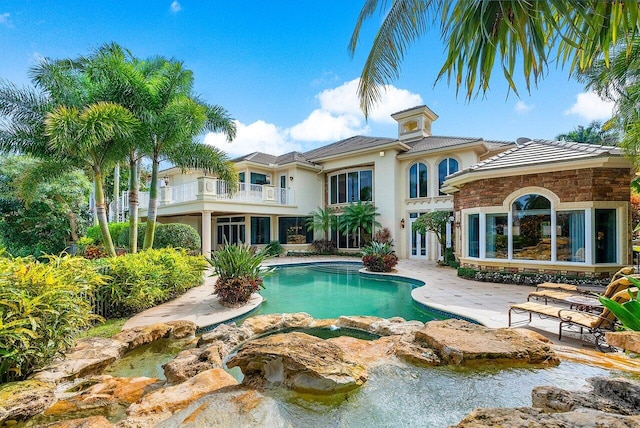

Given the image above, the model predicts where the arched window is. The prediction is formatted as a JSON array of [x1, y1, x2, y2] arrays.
[[512, 194, 551, 260], [438, 158, 459, 195], [409, 162, 428, 198]]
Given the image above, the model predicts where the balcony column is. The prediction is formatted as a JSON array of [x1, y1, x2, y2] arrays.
[[197, 176, 218, 200], [202, 210, 212, 258], [159, 184, 171, 206]]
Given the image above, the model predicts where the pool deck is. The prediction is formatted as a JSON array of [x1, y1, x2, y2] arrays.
[[123, 256, 591, 348]]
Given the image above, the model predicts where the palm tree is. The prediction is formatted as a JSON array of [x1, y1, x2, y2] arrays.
[[349, 1, 640, 116], [137, 59, 237, 250], [556, 121, 617, 145], [44, 103, 138, 257], [339, 201, 381, 247], [306, 206, 337, 241]]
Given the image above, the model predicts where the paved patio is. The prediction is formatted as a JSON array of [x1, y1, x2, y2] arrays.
[[123, 256, 599, 348]]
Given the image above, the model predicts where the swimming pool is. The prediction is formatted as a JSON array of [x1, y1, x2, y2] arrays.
[[255, 262, 446, 322]]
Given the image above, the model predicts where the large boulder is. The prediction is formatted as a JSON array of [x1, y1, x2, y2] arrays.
[[371, 317, 424, 337], [31, 337, 128, 384], [394, 340, 441, 367], [415, 319, 559, 366], [239, 312, 313, 335], [162, 344, 224, 384], [532, 377, 640, 415], [125, 368, 237, 418], [337, 315, 384, 332], [111, 323, 173, 351], [197, 323, 253, 357], [606, 331, 640, 354], [156, 387, 288, 427], [165, 320, 197, 339], [0, 379, 56, 423], [226, 332, 367, 394], [451, 407, 640, 427], [327, 336, 399, 368], [43, 376, 161, 417]]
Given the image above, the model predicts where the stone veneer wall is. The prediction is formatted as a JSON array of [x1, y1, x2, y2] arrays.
[[453, 167, 633, 277]]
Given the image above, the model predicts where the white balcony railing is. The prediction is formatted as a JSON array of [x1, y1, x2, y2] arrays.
[[120, 179, 294, 214]]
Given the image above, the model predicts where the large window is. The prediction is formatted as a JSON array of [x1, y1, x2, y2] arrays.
[[595, 209, 617, 263], [438, 158, 459, 195], [250, 216, 270, 245], [278, 217, 313, 244], [250, 172, 269, 185], [409, 162, 428, 198], [331, 216, 367, 249], [216, 216, 245, 245], [329, 170, 373, 204], [557, 211, 585, 262], [468, 214, 480, 257], [486, 214, 508, 259], [512, 194, 551, 260]]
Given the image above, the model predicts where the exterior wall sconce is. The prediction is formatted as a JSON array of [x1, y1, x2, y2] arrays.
[[400, 218, 405, 229], [162, 175, 170, 186], [289, 176, 294, 181]]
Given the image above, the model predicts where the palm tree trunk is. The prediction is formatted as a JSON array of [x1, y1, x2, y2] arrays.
[[143, 149, 159, 250], [52, 195, 79, 242], [94, 169, 116, 257], [128, 153, 140, 253]]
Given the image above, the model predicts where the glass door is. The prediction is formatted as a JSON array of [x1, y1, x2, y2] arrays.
[[409, 213, 427, 259]]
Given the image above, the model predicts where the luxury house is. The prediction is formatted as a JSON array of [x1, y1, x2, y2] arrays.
[[129, 105, 633, 277]]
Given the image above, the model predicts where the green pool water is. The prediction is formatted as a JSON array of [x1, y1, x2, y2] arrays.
[[256, 263, 445, 322]]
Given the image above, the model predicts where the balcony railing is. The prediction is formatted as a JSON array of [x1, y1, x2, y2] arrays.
[[115, 178, 294, 216]]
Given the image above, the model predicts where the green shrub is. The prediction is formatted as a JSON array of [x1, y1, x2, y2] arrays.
[[0, 254, 107, 382], [262, 240, 283, 257], [86, 222, 129, 246], [311, 239, 336, 255], [117, 223, 147, 249], [95, 248, 207, 316], [153, 223, 201, 251], [208, 244, 270, 306], [457, 267, 479, 279], [361, 241, 398, 272]]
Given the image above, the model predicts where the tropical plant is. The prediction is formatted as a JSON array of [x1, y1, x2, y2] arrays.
[[598, 276, 640, 331], [263, 240, 284, 257], [311, 239, 337, 255], [556, 121, 617, 145], [372, 227, 393, 244], [349, 1, 640, 115], [0, 254, 107, 382], [361, 241, 398, 272], [95, 248, 207, 316], [412, 211, 451, 262], [137, 58, 238, 250], [339, 201, 381, 247], [153, 223, 202, 251], [207, 243, 271, 306], [306, 206, 337, 241]]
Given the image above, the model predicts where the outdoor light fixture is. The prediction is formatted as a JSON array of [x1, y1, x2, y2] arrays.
[[400, 218, 405, 228], [290, 176, 294, 181], [163, 175, 169, 185]]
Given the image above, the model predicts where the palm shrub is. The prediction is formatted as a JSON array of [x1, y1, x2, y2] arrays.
[[208, 243, 270, 307], [263, 240, 284, 257], [361, 241, 398, 272], [599, 276, 640, 331], [0, 253, 106, 382]]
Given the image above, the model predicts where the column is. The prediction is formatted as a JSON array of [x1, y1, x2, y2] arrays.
[[202, 211, 212, 258]]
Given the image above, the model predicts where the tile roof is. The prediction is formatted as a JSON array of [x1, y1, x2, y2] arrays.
[[302, 135, 397, 161], [403, 135, 512, 154], [451, 139, 621, 176]]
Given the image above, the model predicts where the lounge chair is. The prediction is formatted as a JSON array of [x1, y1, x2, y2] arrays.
[[509, 288, 635, 351], [535, 266, 634, 292], [528, 269, 637, 305]]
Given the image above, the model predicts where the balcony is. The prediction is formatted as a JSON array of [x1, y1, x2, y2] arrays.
[[115, 178, 295, 217]]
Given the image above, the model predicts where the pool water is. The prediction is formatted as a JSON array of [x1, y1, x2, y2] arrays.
[[257, 263, 443, 322]]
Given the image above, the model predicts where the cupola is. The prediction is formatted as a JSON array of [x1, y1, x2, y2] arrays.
[[391, 105, 438, 142]]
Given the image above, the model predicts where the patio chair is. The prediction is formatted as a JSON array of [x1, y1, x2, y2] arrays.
[[528, 270, 637, 305], [535, 266, 634, 293], [509, 288, 635, 351]]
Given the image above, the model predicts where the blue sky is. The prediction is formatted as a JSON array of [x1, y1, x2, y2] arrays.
[[0, 1, 614, 157]]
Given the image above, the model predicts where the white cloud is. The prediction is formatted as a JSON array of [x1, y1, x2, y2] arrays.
[[564, 91, 615, 121], [204, 120, 301, 157], [514, 100, 533, 114], [290, 109, 369, 142], [169, 1, 182, 13], [0, 12, 13, 28]]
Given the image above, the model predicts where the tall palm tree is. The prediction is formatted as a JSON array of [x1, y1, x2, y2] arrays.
[[556, 121, 617, 145], [44, 103, 138, 256], [137, 59, 237, 250], [306, 206, 337, 241], [339, 201, 381, 247], [349, 0, 640, 116]]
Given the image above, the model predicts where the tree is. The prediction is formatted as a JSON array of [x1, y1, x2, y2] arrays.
[[137, 59, 237, 250], [556, 121, 617, 145], [349, 1, 640, 116], [306, 206, 337, 241], [339, 201, 381, 247], [0, 155, 91, 256], [412, 211, 450, 261]]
